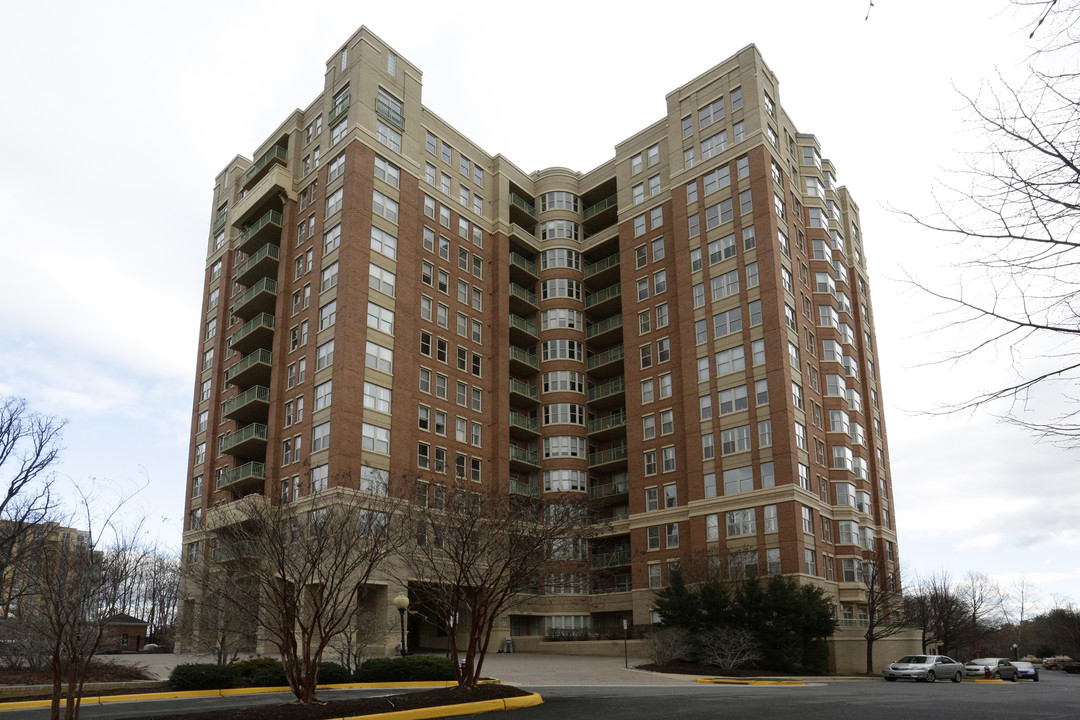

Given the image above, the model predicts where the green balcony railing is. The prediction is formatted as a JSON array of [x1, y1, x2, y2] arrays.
[[509, 283, 538, 307], [584, 253, 620, 278], [589, 445, 628, 467], [212, 209, 228, 232], [509, 314, 538, 338], [224, 349, 273, 384], [509, 252, 538, 277], [221, 385, 270, 418], [591, 549, 632, 568], [231, 277, 277, 315], [588, 409, 627, 434], [589, 477, 629, 500], [508, 346, 539, 370], [582, 193, 617, 220], [509, 478, 540, 498], [236, 209, 283, 249], [585, 283, 621, 309], [220, 423, 268, 455], [587, 344, 624, 371], [509, 378, 539, 400], [509, 410, 539, 433], [244, 145, 288, 187], [509, 446, 540, 466], [594, 579, 633, 594], [228, 313, 275, 350], [586, 314, 622, 340], [509, 192, 536, 218], [610, 506, 630, 521], [216, 461, 266, 491], [588, 377, 625, 403], [374, 97, 404, 130], [328, 94, 350, 124], [235, 243, 280, 282]]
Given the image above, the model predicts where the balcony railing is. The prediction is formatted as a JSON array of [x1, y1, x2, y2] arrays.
[[588, 409, 627, 434], [375, 97, 404, 130], [221, 385, 270, 419], [220, 423, 268, 455], [509, 314, 539, 338], [593, 579, 633, 594], [212, 209, 228, 232], [590, 477, 629, 500], [235, 243, 280, 285], [589, 445, 628, 467], [224, 349, 273, 385], [588, 377, 625, 403], [586, 314, 623, 340], [509, 283, 538, 307], [508, 346, 539, 370], [243, 145, 288, 188], [584, 253, 620, 278], [509, 378, 539, 401], [509, 192, 536, 218], [509, 478, 540, 498], [585, 283, 621, 309], [509, 446, 540, 466], [230, 277, 277, 317], [509, 410, 539, 433], [591, 549, 632, 568], [509, 252, 538, 277], [587, 344, 624, 371], [328, 94, 350, 124], [216, 461, 266, 491], [235, 209, 283, 253], [582, 194, 617, 220], [228, 313, 275, 351]]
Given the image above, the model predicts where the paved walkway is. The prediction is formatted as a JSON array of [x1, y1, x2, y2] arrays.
[[112, 651, 695, 687]]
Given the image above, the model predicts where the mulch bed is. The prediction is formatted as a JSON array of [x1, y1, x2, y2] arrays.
[[639, 661, 817, 677], [0, 659, 154, 686], [146, 684, 530, 720]]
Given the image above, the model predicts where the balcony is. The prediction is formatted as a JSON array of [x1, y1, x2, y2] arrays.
[[220, 423, 268, 459], [584, 253, 620, 285], [233, 164, 293, 225], [243, 145, 288, 191], [582, 193, 618, 221], [586, 344, 624, 377], [213, 541, 257, 563], [215, 461, 266, 492], [590, 477, 629, 501], [509, 192, 536, 219], [587, 376, 625, 408], [591, 548, 632, 569], [509, 478, 540, 498], [375, 97, 404, 130], [235, 243, 280, 287], [589, 444, 628, 470], [585, 314, 623, 346], [588, 408, 627, 439], [509, 410, 540, 439], [509, 378, 539, 406], [328, 94, 350, 124], [508, 283, 538, 314], [584, 283, 621, 315], [221, 386, 270, 424], [225, 349, 272, 388], [235, 209, 283, 255], [593, 577, 633, 594], [212, 209, 228, 232], [509, 223, 537, 245], [229, 313, 275, 354], [231, 278, 278, 320], [508, 346, 539, 376], [509, 445, 540, 470], [509, 252, 539, 282], [509, 314, 539, 344]]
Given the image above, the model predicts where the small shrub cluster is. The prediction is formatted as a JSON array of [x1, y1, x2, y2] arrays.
[[230, 656, 279, 678], [168, 663, 241, 690], [354, 656, 457, 682]]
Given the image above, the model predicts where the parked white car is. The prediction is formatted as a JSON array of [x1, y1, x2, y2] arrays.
[[964, 658, 1019, 680], [883, 655, 965, 683]]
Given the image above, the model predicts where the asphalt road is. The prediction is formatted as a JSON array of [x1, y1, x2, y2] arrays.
[[4, 670, 1079, 720]]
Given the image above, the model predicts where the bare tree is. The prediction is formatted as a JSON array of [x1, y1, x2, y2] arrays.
[[187, 486, 409, 703], [1000, 575, 1041, 655], [0, 397, 62, 613], [860, 559, 909, 674], [327, 603, 396, 677], [644, 626, 691, 666], [901, 1, 1080, 442], [696, 627, 760, 670], [397, 476, 599, 688]]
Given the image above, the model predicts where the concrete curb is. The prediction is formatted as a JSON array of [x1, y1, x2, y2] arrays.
[[696, 678, 807, 686], [336, 693, 544, 720]]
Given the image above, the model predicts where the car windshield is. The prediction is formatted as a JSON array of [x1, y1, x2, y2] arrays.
[[896, 656, 928, 664]]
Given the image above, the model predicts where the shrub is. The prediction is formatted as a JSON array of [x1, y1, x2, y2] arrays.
[[355, 655, 457, 682], [318, 661, 350, 684], [169, 663, 240, 690], [230, 656, 280, 678], [250, 662, 287, 688]]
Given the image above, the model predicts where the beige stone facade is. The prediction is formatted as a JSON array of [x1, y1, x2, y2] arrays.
[[178, 27, 911, 666]]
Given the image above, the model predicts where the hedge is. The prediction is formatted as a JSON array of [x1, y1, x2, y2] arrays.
[[168, 663, 241, 690]]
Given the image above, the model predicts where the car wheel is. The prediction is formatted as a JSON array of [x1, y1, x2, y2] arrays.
[[1034, 676, 1039, 682], [952, 671, 963, 683], [926, 670, 936, 683], [1010, 673, 1018, 682], [993, 671, 1001, 679], [885, 677, 897, 682]]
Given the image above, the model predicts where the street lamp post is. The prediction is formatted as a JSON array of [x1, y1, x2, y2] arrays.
[[394, 593, 410, 657], [1012, 643, 1018, 660]]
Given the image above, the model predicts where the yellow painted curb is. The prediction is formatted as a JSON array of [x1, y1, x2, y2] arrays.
[[697, 678, 807, 686], [0, 681, 462, 711], [338, 692, 544, 720]]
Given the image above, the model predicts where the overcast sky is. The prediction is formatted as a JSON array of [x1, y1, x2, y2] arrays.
[[1, 0, 1077, 611]]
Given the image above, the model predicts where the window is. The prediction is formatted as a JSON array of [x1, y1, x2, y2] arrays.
[[802, 506, 814, 534], [363, 382, 391, 413], [374, 156, 400, 187], [330, 118, 348, 145], [703, 166, 731, 195], [727, 509, 756, 537], [314, 380, 332, 411], [711, 269, 739, 300], [644, 450, 657, 475], [718, 385, 748, 414], [326, 187, 343, 216], [319, 300, 337, 330], [320, 261, 339, 291], [662, 446, 676, 472], [367, 302, 394, 334], [713, 308, 742, 337], [362, 423, 390, 454], [372, 190, 399, 222], [312, 421, 330, 452], [376, 120, 401, 152], [666, 523, 680, 548], [721, 425, 751, 455], [734, 120, 746, 142], [698, 97, 725, 128], [653, 270, 667, 294], [758, 419, 773, 447]]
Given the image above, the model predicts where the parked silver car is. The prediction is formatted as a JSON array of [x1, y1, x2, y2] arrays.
[[883, 655, 965, 683], [964, 657, 1019, 680]]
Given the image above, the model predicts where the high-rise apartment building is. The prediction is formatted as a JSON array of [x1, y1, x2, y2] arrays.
[[180, 27, 901, 667]]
